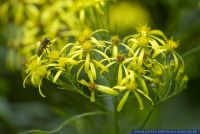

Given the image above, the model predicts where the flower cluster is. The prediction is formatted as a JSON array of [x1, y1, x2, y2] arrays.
[[23, 25, 187, 112]]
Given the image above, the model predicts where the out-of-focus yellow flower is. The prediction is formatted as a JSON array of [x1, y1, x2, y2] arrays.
[[109, 2, 151, 33], [166, 39, 179, 50]]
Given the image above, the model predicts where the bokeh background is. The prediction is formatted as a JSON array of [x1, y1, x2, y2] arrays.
[[0, 0, 200, 134]]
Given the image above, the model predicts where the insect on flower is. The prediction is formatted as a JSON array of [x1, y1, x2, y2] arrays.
[[37, 37, 51, 56]]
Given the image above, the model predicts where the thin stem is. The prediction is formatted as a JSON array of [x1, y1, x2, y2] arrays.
[[139, 91, 182, 129], [19, 111, 110, 134], [114, 97, 119, 134], [139, 106, 155, 129], [182, 46, 200, 58]]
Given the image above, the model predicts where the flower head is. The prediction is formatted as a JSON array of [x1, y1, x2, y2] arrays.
[[23, 57, 48, 97]]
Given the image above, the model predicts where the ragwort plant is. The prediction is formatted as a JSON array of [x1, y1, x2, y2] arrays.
[[23, 24, 187, 109], [1, 0, 187, 133], [22, 26, 187, 133]]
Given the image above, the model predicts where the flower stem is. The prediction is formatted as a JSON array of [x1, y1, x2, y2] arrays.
[[182, 46, 200, 58], [139, 106, 155, 129], [114, 97, 119, 134]]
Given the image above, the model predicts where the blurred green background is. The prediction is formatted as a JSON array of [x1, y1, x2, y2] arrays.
[[0, 0, 200, 134]]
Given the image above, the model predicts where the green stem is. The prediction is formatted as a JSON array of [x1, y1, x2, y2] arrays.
[[139, 92, 181, 129], [114, 97, 119, 134], [19, 111, 110, 134], [139, 106, 155, 129], [182, 46, 200, 58]]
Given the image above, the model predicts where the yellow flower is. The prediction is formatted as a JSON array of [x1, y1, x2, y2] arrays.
[[136, 24, 151, 37], [48, 50, 60, 60], [60, 31, 109, 83], [47, 57, 77, 83], [166, 39, 179, 51], [113, 71, 153, 112], [104, 54, 133, 86], [23, 57, 48, 97]]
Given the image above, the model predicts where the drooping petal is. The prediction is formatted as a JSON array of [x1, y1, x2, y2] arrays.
[[172, 52, 179, 71], [150, 30, 167, 40], [136, 89, 153, 105], [134, 91, 144, 110], [140, 77, 149, 95], [87, 70, 94, 83], [92, 29, 109, 35], [85, 53, 90, 72], [138, 48, 144, 67], [59, 43, 73, 54], [149, 35, 166, 46], [77, 64, 84, 81], [53, 70, 63, 83], [23, 73, 31, 88], [39, 79, 46, 97], [92, 49, 109, 60], [93, 60, 108, 72], [117, 91, 129, 112], [90, 62, 96, 80], [91, 37, 105, 48], [120, 43, 134, 55]]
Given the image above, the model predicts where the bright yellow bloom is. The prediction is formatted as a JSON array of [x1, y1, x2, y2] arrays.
[[114, 70, 153, 112], [23, 57, 48, 97]]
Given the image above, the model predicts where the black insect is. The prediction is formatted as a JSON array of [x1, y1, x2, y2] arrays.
[[37, 37, 51, 56]]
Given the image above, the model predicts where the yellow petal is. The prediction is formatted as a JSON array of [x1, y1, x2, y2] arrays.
[[92, 49, 109, 59], [113, 86, 126, 92], [134, 91, 143, 110], [90, 62, 96, 80], [79, 79, 89, 86], [120, 43, 134, 55], [85, 53, 90, 72], [39, 79, 46, 98], [53, 70, 62, 83], [117, 91, 129, 112], [95, 85, 118, 95], [91, 37, 105, 47], [136, 89, 153, 105], [149, 35, 166, 46], [138, 48, 144, 67], [93, 60, 108, 71], [77, 64, 84, 81], [23, 73, 31, 88], [143, 76, 154, 82], [150, 30, 167, 39], [88, 70, 94, 83], [173, 53, 179, 71], [140, 78, 149, 95], [59, 43, 73, 54], [79, 9, 85, 22]]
